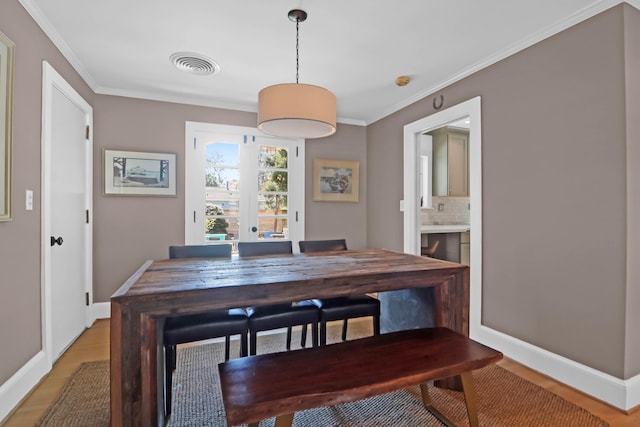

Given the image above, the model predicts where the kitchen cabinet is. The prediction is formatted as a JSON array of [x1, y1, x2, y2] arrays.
[[430, 127, 469, 197], [460, 231, 470, 265], [421, 227, 470, 265]]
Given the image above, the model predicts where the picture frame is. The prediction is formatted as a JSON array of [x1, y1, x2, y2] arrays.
[[313, 159, 359, 202], [104, 149, 177, 196], [0, 32, 14, 221]]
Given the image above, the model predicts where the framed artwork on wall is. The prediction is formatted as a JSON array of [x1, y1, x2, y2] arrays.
[[313, 159, 359, 202], [0, 32, 14, 221], [104, 149, 177, 196]]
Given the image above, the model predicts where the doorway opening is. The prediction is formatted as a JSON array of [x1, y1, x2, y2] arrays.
[[402, 96, 482, 338]]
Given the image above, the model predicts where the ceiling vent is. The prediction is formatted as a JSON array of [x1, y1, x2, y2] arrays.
[[170, 52, 220, 75]]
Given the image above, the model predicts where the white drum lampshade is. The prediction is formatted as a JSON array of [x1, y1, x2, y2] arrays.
[[258, 83, 336, 139]]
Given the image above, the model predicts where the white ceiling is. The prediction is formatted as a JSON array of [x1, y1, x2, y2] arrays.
[[20, 0, 626, 125]]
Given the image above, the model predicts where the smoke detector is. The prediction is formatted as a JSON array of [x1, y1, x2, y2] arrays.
[[395, 76, 411, 87], [170, 52, 220, 75]]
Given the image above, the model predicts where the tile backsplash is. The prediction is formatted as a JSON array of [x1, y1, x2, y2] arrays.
[[421, 196, 470, 225]]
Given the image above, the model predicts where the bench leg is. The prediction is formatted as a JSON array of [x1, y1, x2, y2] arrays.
[[460, 371, 479, 427], [420, 383, 456, 427], [275, 412, 294, 427], [247, 412, 294, 427], [419, 371, 479, 427]]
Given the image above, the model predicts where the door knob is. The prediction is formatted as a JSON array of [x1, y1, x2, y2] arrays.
[[50, 236, 63, 246], [251, 226, 258, 232]]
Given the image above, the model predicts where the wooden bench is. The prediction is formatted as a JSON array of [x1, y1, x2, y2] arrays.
[[218, 327, 502, 427]]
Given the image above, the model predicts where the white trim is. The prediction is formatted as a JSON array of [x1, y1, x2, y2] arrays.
[[403, 98, 482, 337], [184, 122, 305, 248], [18, 0, 97, 90], [367, 0, 623, 124], [94, 87, 367, 127], [401, 96, 640, 411], [90, 302, 111, 321], [20, 0, 627, 126], [475, 324, 640, 411], [0, 351, 48, 423], [0, 300, 108, 422]]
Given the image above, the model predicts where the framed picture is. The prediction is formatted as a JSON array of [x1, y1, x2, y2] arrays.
[[0, 32, 14, 221], [313, 159, 359, 202], [104, 149, 177, 196]]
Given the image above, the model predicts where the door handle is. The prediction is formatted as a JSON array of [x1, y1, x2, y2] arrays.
[[50, 236, 63, 246], [251, 226, 258, 232]]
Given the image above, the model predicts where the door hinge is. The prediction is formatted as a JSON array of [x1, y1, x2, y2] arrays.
[[193, 137, 197, 150], [296, 146, 299, 157], [85, 125, 90, 140], [86, 209, 90, 224], [193, 210, 196, 223], [296, 211, 299, 222], [85, 292, 90, 306]]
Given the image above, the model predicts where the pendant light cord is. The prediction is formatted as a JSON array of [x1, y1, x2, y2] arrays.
[[295, 19, 300, 84]]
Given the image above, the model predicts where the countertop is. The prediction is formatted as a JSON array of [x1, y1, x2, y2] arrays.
[[420, 224, 470, 233]]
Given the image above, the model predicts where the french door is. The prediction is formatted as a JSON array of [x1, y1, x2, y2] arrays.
[[185, 122, 305, 250]]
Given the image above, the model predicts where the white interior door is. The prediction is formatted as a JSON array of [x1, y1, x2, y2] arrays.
[[42, 62, 93, 363]]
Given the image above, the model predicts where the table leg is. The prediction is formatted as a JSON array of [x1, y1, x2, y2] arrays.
[[433, 268, 469, 391]]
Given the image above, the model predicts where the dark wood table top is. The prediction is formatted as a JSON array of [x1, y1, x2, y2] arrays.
[[109, 247, 470, 427], [111, 248, 466, 317]]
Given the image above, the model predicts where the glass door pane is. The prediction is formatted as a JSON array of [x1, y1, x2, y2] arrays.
[[256, 144, 289, 240], [205, 141, 240, 244], [185, 123, 304, 250]]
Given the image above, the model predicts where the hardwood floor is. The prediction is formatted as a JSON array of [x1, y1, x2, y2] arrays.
[[1, 319, 110, 427], [1, 318, 638, 426]]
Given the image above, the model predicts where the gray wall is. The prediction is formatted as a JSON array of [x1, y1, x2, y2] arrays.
[[623, 4, 640, 378], [0, 0, 367, 386], [0, 0, 95, 384], [92, 95, 367, 302], [368, 4, 636, 379], [1, 0, 638, 398]]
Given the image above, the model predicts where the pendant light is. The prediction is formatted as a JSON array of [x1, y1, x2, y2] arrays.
[[257, 9, 336, 139]]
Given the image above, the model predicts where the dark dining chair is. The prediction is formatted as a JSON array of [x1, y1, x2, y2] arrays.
[[163, 244, 248, 416], [420, 239, 440, 257], [238, 241, 320, 355], [298, 239, 381, 346]]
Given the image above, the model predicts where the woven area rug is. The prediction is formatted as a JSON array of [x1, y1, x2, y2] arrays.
[[38, 325, 609, 427]]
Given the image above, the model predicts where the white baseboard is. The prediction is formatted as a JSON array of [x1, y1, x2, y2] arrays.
[[0, 351, 48, 423], [90, 301, 111, 321], [1, 302, 112, 423], [474, 324, 640, 411]]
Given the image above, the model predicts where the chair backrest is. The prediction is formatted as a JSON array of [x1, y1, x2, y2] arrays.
[[169, 244, 232, 259], [237, 241, 293, 257], [299, 239, 348, 253]]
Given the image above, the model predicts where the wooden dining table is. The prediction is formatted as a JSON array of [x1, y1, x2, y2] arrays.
[[109, 248, 470, 427]]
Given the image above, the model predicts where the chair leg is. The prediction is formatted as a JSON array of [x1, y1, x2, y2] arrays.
[[286, 326, 293, 350], [300, 323, 308, 348], [224, 335, 231, 361], [164, 345, 173, 416], [240, 332, 248, 357], [249, 331, 258, 356], [318, 321, 325, 346], [341, 319, 349, 341], [168, 344, 177, 371], [312, 321, 320, 347], [373, 313, 381, 335]]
